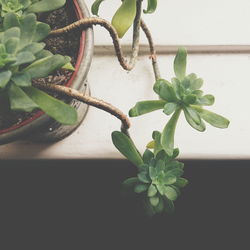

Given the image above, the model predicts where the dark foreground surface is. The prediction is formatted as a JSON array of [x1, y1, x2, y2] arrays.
[[0, 160, 249, 250]]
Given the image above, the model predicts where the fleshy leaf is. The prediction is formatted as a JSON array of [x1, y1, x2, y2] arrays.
[[111, 131, 143, 167], [129, 100, 166, 117], [174, 47, 187, 81], [193, 106, 230, 129], [149, 196, 159, 207], [163, 102, 177, 115], [27, 0, 66, 13], [24, 55, 70, 78], [8, 83, 38, 112], [134, 183, 148, 193], [23, 86, 77, 125], [161, 109, 181, 156], [0, 70, 12, 89], [111, 0, 137, 38], [91, 0, 105, 16], [143, 0, 157, 14], [148, 184, 157, 197]]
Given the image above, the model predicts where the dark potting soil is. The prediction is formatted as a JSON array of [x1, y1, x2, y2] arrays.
[[0, 1, 81, 130]]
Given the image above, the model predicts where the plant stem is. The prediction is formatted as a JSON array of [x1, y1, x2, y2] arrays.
[[140, 19, 161, 81], [50, 0, 142, 72], [32, 82, 131, 132]]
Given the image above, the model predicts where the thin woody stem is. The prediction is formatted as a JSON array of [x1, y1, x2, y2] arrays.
[[32, 82, 131, 132], [140, 19, 161, 81], [50, 1, 142, 71]]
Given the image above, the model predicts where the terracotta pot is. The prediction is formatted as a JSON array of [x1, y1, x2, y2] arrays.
[[0, 0, 94, 145]]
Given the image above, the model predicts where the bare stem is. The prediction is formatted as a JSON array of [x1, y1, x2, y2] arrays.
[[50, 1, 142, 71], [32, 82, 131, 132], [140, 19, 161, 81]]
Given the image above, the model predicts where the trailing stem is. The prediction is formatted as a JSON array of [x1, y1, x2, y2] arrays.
[[50, 0, 143, 71], [32, 82, 131, 133]]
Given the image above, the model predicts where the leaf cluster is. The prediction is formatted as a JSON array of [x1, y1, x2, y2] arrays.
[[129, 48, 230, 155], [0, 13, 77, 124], [91, 0, 157, 38], [112, 131, 188, 215], [0, 0, 66, 18]]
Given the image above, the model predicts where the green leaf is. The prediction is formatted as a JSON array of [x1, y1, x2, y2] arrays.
[[190, 78, 203, 90], [175, 178, 189, 188], [27, 0, 66, 13], [32, 22, 51, 42], [198, 94, 215, 106], [3, 13, 19, 30], [154, 196, 164, 213], [62, 62, 75, 71], [172, 148, 180, 159], [111, 131, 143, 167], [153, 79, 178, 102], [23, 86, 77, 125], [149, 166, 157, 180], [0, 70, 11, 89], [149, 196, 159, 207], [138, 172, 151, 183], [19, 14, 37, 49], [174, 47, 187, 81], [12, 51, 35, 66], [129, 100, 166, 117], [163, 175, 177, 185], [91, 0, 105, 15], [183, 107, 206, 132], [165, 186, 178, 201], [134, 183, 148, 193], [142, 149, 154, 164], [163, 102, 177, 115], [20, 42, 45, 55], [193, 106, 230, 129], [111, 0, 137, 38], [161, 109, 181, 156], [24, 55, 70, 78], [183, 94, 197, 105], [8, 83, 38, 112], [3, 27, 20, 43], [152, 131, 163, 156], [11, 72, 31, 87], [184, 106, 201, 125], [143, 0, 157, 14], [4, 37, 19, 54], [167, 168, 184, 178], [148, 184, 157, 197], [123, 177, 139, 188]]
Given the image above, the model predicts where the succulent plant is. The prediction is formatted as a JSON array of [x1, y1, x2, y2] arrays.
[[0, 0, 66, 18], [0, 13, 77, 125], [129, 48, 230, 156], [112, 130, 188, 215], [91, 0, 158, 38]]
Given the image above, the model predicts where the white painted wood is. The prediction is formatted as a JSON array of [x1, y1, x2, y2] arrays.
[[0, 53, 249, 159], [85, 0, 250, 45]]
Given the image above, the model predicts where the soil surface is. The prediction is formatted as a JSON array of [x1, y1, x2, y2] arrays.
[[0, 1, 81, 130]]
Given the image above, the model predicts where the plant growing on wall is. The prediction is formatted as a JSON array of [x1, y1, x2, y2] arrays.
[[0, 0, 229, 215]]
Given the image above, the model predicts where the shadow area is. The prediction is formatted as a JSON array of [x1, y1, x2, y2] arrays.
[[0, 160, 249, 250]]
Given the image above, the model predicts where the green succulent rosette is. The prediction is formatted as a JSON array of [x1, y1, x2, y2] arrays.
[[112, 131, 188, 215], [0, 13, 77, 125], [129, 48, 230, 156], [0, 0, 66, 18]]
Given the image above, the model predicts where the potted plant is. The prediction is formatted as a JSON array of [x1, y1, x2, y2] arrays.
[[0, 0, 229, 215], [0, 0, 93, 144]]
